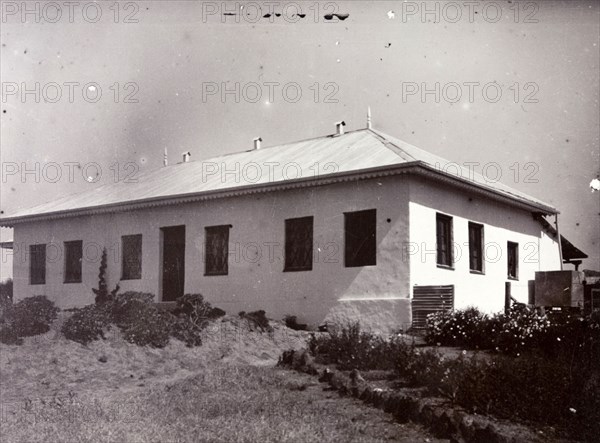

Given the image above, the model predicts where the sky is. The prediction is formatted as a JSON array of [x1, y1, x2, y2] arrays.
[[0, 0, 599, 280]]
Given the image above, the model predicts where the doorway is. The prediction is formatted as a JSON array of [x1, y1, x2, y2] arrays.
[[161, 225, 185, 302]]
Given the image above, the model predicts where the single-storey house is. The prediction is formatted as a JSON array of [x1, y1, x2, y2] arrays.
[[0, 118, 584, 332]]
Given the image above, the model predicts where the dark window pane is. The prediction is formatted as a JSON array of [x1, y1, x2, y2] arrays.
[[30, 244, 46, 285], [507, 242, 518, 279], [468, 223, 483, 272], [436, 214, 453, 267], [205, 225, 230, 276], [64, 240, 82, 283], [285, 216, 313, 271], [122, 234, 142, 280], [345, 209, 376, 267]]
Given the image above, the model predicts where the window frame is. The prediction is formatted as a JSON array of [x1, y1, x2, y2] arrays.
[[121, 234, 143, 280], [204, 225, 231, 276], [468, 222, 484, 274], [284, 216, 314, 272], [64, 240, 83, 284], [29, 243, 46, 285], [436, 213, 454, 269], [344, 209, 377, 268], [507, 241, 519, 280]]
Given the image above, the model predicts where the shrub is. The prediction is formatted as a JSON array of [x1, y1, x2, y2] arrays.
[[171, 316, 203, 347], [119, 303, 173, 348], [9, 295, 59, 337], [61, 304, 112, 345], [425, 307, 496, 349], [0, 326, 22, 345], [110, 292, 155, 328], [284, 315, 307, 331], [308, 322, 410, 371], [92, 248, 120, 305], [239, 310, 272, 332], [172, 293, 224, 328]]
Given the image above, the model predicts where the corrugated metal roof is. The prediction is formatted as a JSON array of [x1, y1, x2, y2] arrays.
[[0, 129, 556, 223]]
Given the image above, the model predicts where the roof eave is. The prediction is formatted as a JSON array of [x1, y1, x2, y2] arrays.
[[0, 162, 557, 227]]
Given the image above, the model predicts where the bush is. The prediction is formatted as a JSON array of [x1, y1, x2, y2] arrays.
[[425, 307, 497, 349], [0, 326, 23, 345], [9, 295, 59, 337], [172, 293, 224, 328], [61, 304, 112, 345], [119, 303, 173, 348], [239, 310, 272, 332], [284, 315, 307, 331], [110, 292, 155, 328], [171, 316, 203, 347], [308, 322, 410, 371]]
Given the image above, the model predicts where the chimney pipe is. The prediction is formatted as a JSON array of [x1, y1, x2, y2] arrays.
[[182, 151, 191, 163], [253, 137, 263, 150], [163, 147, 168, 166], [335, 121, 346, 136]]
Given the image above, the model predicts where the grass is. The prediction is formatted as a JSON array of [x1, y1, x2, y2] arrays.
[[0, 315, 441, 442], [1, 364, 444, 443]]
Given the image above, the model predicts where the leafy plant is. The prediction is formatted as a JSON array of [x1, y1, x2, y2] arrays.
[[92, 248, 120, 305], [9, 295, 59, 337], [61, 304, 112, 345], [239, 310, 272, 332], [172, 293, 224, 328], [284, 315, 307, 331]]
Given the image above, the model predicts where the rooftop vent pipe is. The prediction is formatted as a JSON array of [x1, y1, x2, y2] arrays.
[[182, 151, 191, 163], [335, 121, 346, 136], [253, 137, 263, 150]]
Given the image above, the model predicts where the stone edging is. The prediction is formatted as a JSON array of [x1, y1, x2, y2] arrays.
[[278, 349, 548, 443]]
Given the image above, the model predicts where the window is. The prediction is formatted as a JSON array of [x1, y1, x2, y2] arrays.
[[468, 222, 484, 272], [122, 234, 142, 280], [507, 241, 518, 279], [436, 213, 453, 267], [284, 216, 313, 272], [205, 225, 230, 276], [64, 240, 82, 283], [29, 244, 46, 285], [344, 209, 376, 267]]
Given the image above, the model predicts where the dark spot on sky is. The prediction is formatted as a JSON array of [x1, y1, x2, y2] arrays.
[[386, 218, 391, 223], [24, 49, 27, 54], [566, 139, 570, 142], [0, 211, 3, 214], [576, 222, 580, 226], [11, 188, 15, 191], [324, 13, 349, 21], [412, 131, 415, 134], [1, 44, 5, 47], [2, 110, 6, 114], [385, 43, 391, 48]]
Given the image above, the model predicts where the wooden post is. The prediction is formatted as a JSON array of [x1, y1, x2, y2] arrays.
[[505, 281, 511, 314]]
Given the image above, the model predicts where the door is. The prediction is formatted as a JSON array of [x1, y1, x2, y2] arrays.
[[161, 225, 185, 302]]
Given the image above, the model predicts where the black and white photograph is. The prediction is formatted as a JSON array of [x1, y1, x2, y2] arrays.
[[1, 1, 599, 441]]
